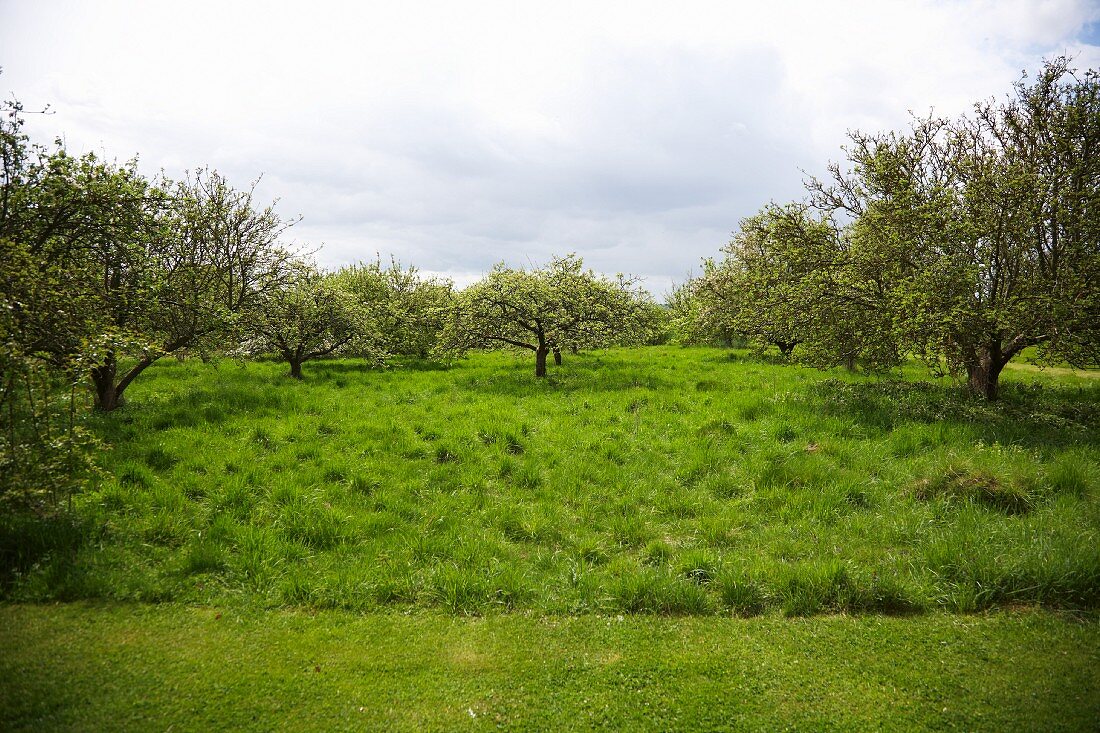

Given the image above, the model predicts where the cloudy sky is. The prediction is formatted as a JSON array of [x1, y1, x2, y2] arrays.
[[2, 1, 1099, 295]]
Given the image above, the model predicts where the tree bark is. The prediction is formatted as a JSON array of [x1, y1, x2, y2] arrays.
[[535, 346, 548, 377], [553, 347, 562, 366], [965, 344, 1006, 400], [91, 354, 120, 412], [91, 353, 158, 411], [289, 358, 304, 379]]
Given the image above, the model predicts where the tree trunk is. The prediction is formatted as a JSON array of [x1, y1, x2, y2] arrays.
[[965, 344, 1006, 401], [553, 347, 562, 365], [535, 347, 548, 377], [570, 345, 578, 355], [775, 341, 797, 357], [289, 358, 304, 379], [92, 353, 160, 411], [91, 355, 120, 412]]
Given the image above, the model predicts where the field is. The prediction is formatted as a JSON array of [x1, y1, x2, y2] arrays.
[[2, 346, 1099, 729]]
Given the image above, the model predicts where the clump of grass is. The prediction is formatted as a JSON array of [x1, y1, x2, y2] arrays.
[[914, 467, 1033, 515], [642, 540, 673, 566], [181, 538, 227, 575], [143, 510, 190, 547], [278, 500, 347, 550], [433, 445, 460, 464], [1045, 451, 1096, 497], [714, 568, 767, 615], [144, 446, 179, 472], [773, 560, 859, 616], [350, 474, 382, 495], [570, 535, 608, 565], [429, 564, 491, 614], [736, 402, 771, 422], [511, 462, 542, 490], [117, 463, 153, 488], [609, 567, 714, 614], [678, 548, 719, 585], [607, 514, 653, 549]]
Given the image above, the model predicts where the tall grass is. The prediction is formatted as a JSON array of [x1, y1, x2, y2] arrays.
[[3, 347, 1098, 615]]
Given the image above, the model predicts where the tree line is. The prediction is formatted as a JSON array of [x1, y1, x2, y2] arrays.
[[2, 58, 1098, 511], [0, 91, 659, 508]]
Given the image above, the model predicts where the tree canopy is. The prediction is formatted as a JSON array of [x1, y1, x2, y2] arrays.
[[1, 113, 301, 410], [693, 58, 1099, 397], [246, 264, 381, 379], [809, 58, 1100, 397], [444, 254, 655, 377]]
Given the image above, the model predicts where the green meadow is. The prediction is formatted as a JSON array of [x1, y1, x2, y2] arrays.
[[2, 346, 1099, 729], [4, 347, 1099, 614]]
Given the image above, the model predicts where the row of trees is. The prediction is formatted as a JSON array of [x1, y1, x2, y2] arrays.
[[245, 254, 659, 381], [3, 58, 1097, 509], [675, 58, 1099, 399], [1, 92, 658, 507]]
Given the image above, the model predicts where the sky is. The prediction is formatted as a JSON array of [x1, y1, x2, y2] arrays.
[[2, 0, 1099, 296]]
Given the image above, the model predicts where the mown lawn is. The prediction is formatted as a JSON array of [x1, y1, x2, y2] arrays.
[[3, 346, 1099, 615], [2, 603, 1098, 731]]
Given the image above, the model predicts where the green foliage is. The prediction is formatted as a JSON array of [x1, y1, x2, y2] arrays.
[[1, 89, 301, 410], [444, 254, 656, 376], [696, 59, 1099, 397], [808, 57, 1100, 397], [662, 277, 735, 346], [246, 264, 382, 379], [333, 257, 454, 359], [0, 230, 101, 511], [0, 343, 101, 512], [697, 203, 897, 367]]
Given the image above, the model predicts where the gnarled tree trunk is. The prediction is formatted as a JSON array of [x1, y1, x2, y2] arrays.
[[553, 347, 562, 365], [91, 356, 120, 412], [965, 346, 1006, 401], [535, 347, 548, 377], [775, 340, 798, 357], [91, 351, 157, 411], [963, 338, 1027, 401]]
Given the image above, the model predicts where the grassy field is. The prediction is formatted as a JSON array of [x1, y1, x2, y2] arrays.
[[2, 346, 1098, 615], [2, 346, 1099, 729]]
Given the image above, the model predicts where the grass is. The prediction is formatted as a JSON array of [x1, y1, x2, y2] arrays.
[[2, 346, 1098, 615], [2, 346, 1099, 729], [2, 603, 1098, 731]]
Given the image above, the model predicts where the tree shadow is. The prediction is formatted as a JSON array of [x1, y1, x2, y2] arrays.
[[455, 359, 677, 397], [805, 378, 1100, 450], [0, 511, 92, 594]]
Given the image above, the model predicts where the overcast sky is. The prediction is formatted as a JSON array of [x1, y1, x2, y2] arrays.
[[2, 1, 1099, 295]]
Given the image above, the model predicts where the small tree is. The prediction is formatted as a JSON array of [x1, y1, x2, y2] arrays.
[[445, 254, 653, 377], [696, 203, 899, 368], [697, 205, 817, 356], [333, 257, 453, 359], [247, 265, 382, 379], [1, 112, 300, 410]]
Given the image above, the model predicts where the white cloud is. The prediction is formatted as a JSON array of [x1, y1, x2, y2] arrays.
[[1, 0, 1097, 294]]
